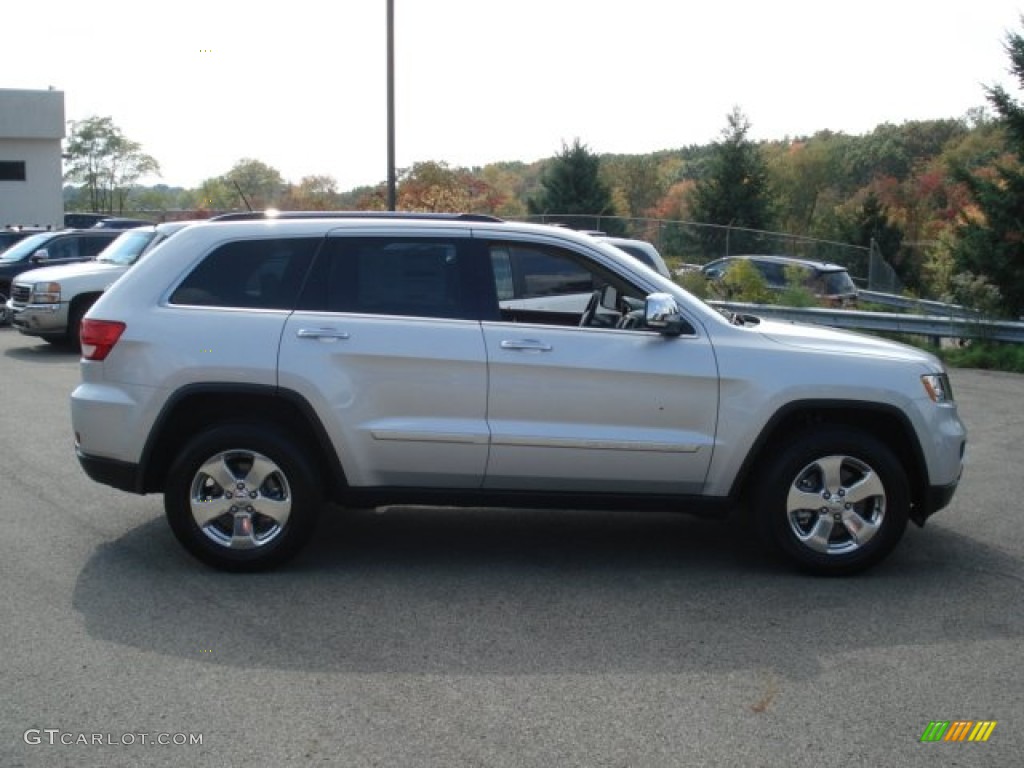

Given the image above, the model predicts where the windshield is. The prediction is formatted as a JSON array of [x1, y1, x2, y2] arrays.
[[0, 232, 53, 263], [96, 228, 157, 265]]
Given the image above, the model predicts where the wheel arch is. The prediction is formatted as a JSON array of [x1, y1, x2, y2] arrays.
[[139, 384, 347, 499], [730, 400, 930, 526], [69, 290, 104, 312]]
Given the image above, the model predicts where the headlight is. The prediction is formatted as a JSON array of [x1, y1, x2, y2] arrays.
[[30, 282, 61, 304], [922, 373, 954, 403]]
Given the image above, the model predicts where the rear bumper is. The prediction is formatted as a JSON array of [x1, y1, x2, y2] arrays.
[[76, 448, 143, 494]]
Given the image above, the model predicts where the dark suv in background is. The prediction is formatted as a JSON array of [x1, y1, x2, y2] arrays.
[[701, 254, 859, 306], [0, 229, 122, 324], [0, 226, 51, 254]]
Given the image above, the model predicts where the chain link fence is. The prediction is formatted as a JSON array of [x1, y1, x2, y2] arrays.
[[522, 214, 904, 293]]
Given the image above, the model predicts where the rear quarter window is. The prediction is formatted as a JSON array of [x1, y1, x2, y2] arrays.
[[169, 238, 319, 309]]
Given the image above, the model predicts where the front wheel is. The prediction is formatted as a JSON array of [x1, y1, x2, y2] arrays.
[[753, 427, 909, 576], [0, 294, 10, 326], [164, 424, 322, 571]]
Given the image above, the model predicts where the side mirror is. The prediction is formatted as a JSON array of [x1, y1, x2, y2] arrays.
[[645, 292, 685, 336], [30, 248, 50, 264]]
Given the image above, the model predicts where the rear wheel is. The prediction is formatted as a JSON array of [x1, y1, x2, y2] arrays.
[[164, 424, 322, 571], [753, 427, 909, 575]]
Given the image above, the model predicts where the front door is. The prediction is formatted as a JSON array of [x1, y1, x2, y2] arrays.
[[479, 239, 719, 494]]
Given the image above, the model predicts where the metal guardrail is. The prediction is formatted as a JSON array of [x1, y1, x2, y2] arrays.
[[708, 301, 1024, 344], [857, 290, 981, 319]]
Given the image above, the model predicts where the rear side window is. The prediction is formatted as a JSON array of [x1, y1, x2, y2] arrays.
[[169, 238, 319, 309], [302, 237, 471, 319]]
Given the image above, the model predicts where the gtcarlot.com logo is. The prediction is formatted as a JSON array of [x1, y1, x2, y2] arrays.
[[24, 729, 203, 746], [920, 720, 997, 743]]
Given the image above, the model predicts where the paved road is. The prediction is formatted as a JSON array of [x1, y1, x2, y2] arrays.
[[0, 325, 1020, 767]]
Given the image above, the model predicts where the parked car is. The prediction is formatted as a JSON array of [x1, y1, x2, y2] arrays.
[[8, 221, 198, 345], [593, 236, 672, 279], [91, 217, 155, 230], [71, 212, 965, 575], [702, 254, 859, 306], [64, 213, 113, 229], [1, 226, 52, 254], [0, 229, 122, 325]]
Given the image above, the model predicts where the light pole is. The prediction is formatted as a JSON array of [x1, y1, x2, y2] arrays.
[[386, 0, 396, 211]]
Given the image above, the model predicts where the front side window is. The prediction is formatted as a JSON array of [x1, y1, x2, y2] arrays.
[[46, 238, 80, 261], [486, 241, 646, 327], [170, 238, 319, 309], [492, 244, 595, 300]]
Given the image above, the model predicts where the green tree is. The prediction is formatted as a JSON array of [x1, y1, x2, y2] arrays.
[[689, 107, 775, 257], [64, 116, 160, 213], [841, 191, 904, 259], [527, 139, 623, 233], [766, 133, 843, 235], [951, 20, 1024, 317], [194, 177, 238, 212], [223, 158, 285, 209], [602, 154, 665, 218]]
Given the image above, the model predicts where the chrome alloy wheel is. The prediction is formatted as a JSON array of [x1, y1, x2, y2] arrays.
[[189, 449, 292, 550], [785, 454, 886, 556]]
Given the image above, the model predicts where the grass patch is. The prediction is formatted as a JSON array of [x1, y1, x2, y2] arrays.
[[936, 342, 1024, 373]]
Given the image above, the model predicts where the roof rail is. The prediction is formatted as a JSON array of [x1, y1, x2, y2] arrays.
[[209, 210, 504, 223]]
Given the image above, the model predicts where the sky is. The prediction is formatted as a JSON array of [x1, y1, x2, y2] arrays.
[[3, 0, 1023, 192]]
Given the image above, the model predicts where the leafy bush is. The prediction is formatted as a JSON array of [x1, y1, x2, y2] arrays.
[[937, 342, 1024, 373]]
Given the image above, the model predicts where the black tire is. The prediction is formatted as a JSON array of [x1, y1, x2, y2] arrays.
[[66, 298, 95, 350], [0, 294, 10, 326], [752, 426, 909, 576], [164, 424, 322, 571]]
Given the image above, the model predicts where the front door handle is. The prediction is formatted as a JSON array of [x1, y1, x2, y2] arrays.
[[500, 339, 553, 352], [296, 328, 351, 340]]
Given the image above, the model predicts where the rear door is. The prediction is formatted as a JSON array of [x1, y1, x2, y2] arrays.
[[279, 230, 490, 489]]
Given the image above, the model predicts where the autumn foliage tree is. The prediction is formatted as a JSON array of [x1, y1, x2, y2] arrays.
[[951, 19, 1024, 317], [395, 161, 507, 213]]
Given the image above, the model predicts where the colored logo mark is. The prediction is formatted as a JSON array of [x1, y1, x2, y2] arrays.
[[920, 720, 997, 742]]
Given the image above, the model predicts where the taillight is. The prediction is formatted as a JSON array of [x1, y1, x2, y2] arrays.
[[80, 319, 126, 361]]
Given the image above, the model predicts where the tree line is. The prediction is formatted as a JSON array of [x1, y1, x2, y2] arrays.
[[65, 20, 1024, 318]]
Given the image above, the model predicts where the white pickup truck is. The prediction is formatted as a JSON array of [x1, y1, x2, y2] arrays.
[[8, 221, 194, 347]]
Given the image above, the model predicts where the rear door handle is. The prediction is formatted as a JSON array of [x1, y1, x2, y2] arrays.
[[296, 328, 351, 340], [500, 339, 552, 352]]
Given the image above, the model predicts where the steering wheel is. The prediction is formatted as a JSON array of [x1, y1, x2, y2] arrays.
[[579, 289, 602, 327]]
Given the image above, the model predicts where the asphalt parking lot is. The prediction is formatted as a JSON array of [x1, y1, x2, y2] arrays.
[[1, 324, 1021, 768]]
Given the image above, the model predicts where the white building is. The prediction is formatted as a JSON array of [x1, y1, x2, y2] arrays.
[[0, 88, 65, 229]]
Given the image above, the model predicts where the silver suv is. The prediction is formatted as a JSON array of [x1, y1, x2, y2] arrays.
[[70, 213, 966, 574]]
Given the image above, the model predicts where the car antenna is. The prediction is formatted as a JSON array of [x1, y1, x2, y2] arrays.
[[232, 181, 253, 212]]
